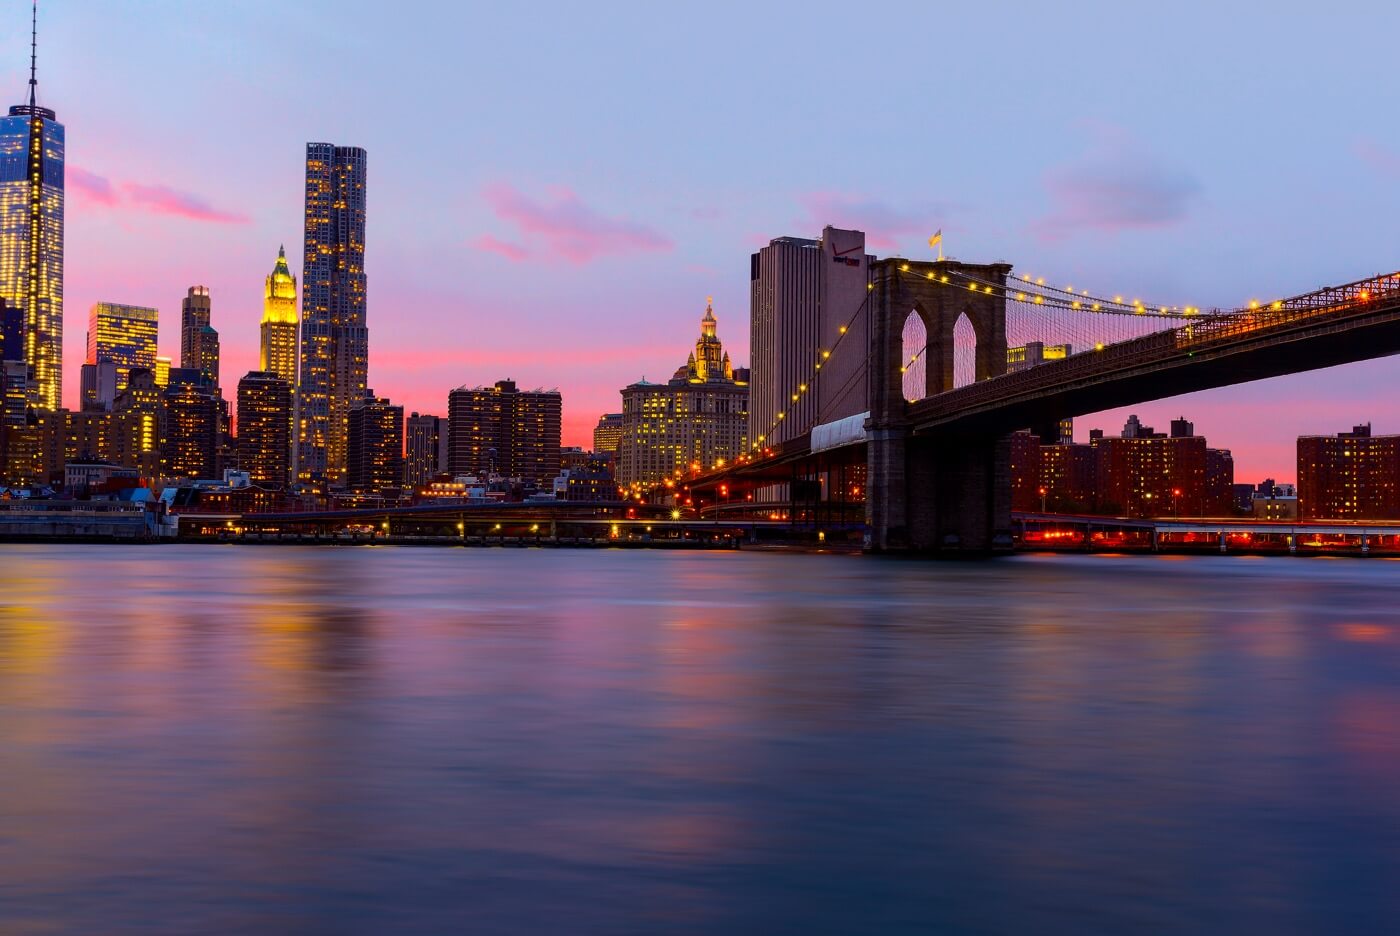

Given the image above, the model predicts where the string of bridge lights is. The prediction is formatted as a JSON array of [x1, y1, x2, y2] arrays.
[[742, 290, 873, 461], [887, 263, 1312, 381], [892, 262, 1203, 318], [894, 260, 1320, 320]]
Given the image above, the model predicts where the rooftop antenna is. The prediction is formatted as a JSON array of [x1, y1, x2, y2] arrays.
[[28, 0, 38, 108]]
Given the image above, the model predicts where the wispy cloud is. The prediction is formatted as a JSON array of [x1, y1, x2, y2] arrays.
[[66, 167, 249, 223], [795, 192, 951, 250], [474, 182, 672, 264], [68, 167, 120, 206], [1356, 139, 1400, 178], [469, 233, 530, 262], [1031, 126, 1199, 241], [122, 183, 249, 224]]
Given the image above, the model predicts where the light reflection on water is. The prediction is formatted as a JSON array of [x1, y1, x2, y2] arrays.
[[1, 545, 1399, 934]]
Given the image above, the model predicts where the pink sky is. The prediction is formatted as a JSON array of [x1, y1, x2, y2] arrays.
[[11, 2, 1400, 483]]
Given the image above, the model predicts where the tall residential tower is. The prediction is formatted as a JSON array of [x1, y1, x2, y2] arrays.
[[296, 144, 367, 485], [0, 4, 64, 411]]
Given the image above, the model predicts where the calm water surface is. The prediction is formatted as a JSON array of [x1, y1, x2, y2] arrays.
[[2, 545, 1400, 934]]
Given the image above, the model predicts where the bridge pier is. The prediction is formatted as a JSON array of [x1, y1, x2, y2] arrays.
[[864, 257, 1014, 554], [868, 428, 1011, 553], [866, 425, 909, 551]]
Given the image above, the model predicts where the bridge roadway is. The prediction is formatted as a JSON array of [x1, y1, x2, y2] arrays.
[[908, 270, 1400, 435]]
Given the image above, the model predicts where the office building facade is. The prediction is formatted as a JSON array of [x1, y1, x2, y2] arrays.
[[110, 368, 162, 476], [297, 143, 368, 485], [162, 382, 219, 480], [593, 412, 623, 456], [616, 300, 749, 488], [237, 371, 293, 487], [749, 227, 869, 449], [1298, 424, 1400, 520], [346, 392, 403, 495], [447, 380, 561, 485], [87, 302, 157, 395], [405, 412, 447, 488]]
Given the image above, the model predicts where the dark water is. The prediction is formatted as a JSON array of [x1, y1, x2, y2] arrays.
[[2, 546, 1400, 934]]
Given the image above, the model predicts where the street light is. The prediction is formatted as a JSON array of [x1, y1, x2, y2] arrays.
[[1172, 488, 1181, 519], [1039, 486, 1048, 513]]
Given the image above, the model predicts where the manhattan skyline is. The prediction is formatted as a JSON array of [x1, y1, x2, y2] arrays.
[[4, 2, 1400, 479]]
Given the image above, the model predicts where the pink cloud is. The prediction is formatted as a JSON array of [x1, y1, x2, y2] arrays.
[[121, 182, 250, 224], [470, 233, 530, 262], [1356, 139, 1400, 178], [68, 166, 120, 206], [64, 167, 248, 223], [475, 182, 672, 264], [795, 192, 952, 251], [1031, 128, 1199, 242]]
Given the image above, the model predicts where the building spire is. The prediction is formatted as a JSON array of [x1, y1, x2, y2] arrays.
[[28, 0, 38, 108]]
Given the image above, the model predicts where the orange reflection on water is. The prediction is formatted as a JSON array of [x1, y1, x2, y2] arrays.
[[1336, 623, 1391, 644]]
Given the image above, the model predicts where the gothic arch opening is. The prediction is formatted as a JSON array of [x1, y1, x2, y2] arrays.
[[901, 309, 927, 402], [953, 312, 977, 389]]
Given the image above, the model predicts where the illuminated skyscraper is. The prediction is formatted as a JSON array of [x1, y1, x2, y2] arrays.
[[180, 286, 219, 390], [87, 302, 157, 394], [0, 5, 64, 411], [261, 245, 298, 385], [237, 371, 292, 487], [296, 144, 367, 485]]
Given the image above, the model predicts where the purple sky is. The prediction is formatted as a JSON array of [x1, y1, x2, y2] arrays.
[[6, 1, 1400, 481]]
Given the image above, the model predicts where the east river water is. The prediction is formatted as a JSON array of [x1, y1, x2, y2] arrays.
[[2, 545, 1399, 934]]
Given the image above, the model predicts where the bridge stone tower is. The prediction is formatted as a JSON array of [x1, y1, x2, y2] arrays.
[[867, 258, 1015, 552]]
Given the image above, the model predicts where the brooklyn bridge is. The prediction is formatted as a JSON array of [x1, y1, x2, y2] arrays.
[[684, 258, 1400, 552]]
